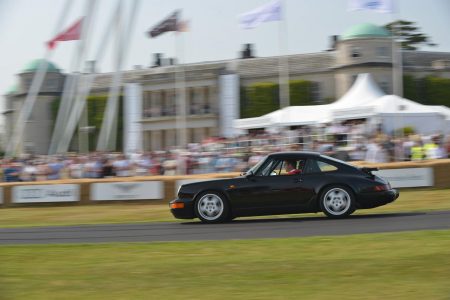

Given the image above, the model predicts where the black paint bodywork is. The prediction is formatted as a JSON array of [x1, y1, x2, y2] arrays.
[[170, 152, 399, 220]]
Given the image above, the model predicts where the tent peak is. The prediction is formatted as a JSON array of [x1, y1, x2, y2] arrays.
[[332, 73, 385, 108]]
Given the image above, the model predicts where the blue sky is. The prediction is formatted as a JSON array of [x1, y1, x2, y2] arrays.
[[0, 0, 449, 98]]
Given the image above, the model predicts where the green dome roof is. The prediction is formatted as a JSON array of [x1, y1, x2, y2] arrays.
[[22, 59, 60, 73], [341, 23, 390, 40], [5, 84, 18, 95]]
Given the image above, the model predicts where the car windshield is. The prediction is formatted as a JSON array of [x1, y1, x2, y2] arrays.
[[246, 155, 267, 175]]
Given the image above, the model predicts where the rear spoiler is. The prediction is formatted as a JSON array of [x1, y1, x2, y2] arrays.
[[360, 167, 379, 176]]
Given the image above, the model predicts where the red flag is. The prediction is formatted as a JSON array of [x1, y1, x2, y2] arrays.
[[47, 18, 83, 50]]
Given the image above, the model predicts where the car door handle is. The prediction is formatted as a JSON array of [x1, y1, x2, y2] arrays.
[[294, 178, 303, 183]]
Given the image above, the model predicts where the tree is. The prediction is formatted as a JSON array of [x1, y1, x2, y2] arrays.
[[384, 20, 437, 51]]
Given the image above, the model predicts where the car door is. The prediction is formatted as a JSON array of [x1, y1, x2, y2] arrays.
[[231, 157, 315, 215]]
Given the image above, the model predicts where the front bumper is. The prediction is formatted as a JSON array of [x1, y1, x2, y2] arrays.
[[357, 189, 399, 209], [169, 198, 195, 219]]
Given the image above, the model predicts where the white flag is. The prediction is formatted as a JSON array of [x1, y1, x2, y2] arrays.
[[239, 0, 282, 29], [348, 0, 394, 13]]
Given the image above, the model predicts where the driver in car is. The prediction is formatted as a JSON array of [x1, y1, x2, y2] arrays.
[[285, 160, 302, 175]]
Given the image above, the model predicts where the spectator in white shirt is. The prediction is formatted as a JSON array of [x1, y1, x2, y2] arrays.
[[112, 155, 131, 177]]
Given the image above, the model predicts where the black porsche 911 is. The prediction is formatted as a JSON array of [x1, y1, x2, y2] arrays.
[[170, 152, 399, 223]]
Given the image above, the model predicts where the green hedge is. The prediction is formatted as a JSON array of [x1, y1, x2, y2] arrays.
[[240, 80, 316, 118], [51, 95, 124, 152], [86, 95, 124, 152], [403, 75, 450, 106], [289, 80, 315, 106], [241, 82, 278, 118], [403, 75, 420, 101], [422, 76, 450, 106]]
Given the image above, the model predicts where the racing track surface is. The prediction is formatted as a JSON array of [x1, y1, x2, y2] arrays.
[[1, 210, 450, 245]]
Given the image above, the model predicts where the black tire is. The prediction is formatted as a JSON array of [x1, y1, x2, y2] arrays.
[[319, 185, 355, 218], [195, 191, 230, 223]]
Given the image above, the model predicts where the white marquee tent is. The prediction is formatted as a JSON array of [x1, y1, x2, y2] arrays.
[[234, 73, 450, 134]]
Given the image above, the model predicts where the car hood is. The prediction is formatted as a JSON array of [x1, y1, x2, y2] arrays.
[[182, 176, 244, 189]]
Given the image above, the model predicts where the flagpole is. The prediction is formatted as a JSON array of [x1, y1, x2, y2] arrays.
[[49, 4, 98, 155], [57, 0, 97, 153], [391, 3, 404, 161], [96, 0, 140, 151], [175, 29, 187, 148], [278, 0, 289, 109], [56, 0, 120, 153], [4, 0, 74, 158], [48, 73, 78, 154]]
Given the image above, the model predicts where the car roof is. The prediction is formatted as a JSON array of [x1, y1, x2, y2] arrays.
[[267, 151, 321, 158]]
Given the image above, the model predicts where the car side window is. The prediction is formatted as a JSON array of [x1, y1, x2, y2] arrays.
[[305, 159, 338, 173], [255, 158, 306, 176], [318, 161, 338, 172], [255, 159, 279, 176], [274, 159, 305, 176]]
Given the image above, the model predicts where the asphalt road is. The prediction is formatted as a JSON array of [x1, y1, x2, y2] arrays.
[[1, 210, 450, 245]]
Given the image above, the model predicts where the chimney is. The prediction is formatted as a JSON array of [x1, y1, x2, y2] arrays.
[[152, 53, 162, 68], [167, 58, 177, 65], [241, 43, 255, 59], [329, 35, 338, 51]]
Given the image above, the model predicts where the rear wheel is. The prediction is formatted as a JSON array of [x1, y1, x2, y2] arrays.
[[195, 192, 229, 223], [320, 185, 355, 218]]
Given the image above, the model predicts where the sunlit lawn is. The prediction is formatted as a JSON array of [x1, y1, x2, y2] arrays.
[[0, 230, 449, 300], [0, 188, 449, 228]]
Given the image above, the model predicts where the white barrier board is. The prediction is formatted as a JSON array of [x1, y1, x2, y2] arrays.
[[374, 168, 433, 188], [12, 184, 79, 203], [91, 181, 164, 201]]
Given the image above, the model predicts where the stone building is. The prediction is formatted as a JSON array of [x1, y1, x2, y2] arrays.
[[3, 59, 65, 154], [3, 23, 450, 153]]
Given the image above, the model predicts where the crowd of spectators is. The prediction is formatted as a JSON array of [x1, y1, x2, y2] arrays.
[[2, 122, 450, 182]]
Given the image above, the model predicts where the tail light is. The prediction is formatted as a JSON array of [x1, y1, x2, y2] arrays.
[[373, 185, 389, 192]]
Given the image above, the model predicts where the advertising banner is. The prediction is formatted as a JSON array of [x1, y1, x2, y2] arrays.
[[12, 184, 80, 203], [91, 181, 164, 201], [374, 168, 433, 188]]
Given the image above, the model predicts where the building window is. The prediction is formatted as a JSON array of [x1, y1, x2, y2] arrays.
[[24, 78, 32, 90], [311, 82, 321, 103], [377, 46, 388, 58], [189, 88, 197, 115], [350, 46, 361, 58], [45, 78, 58, 90], [161, 91, 168, 116], [154, 92, 162, 117], [169, 93, 176, 116], [143, 92, 151, 118], [203, 87, 211, 114]]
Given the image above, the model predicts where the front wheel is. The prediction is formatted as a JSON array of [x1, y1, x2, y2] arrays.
[[195, 192, 230, 223], [319, 185, 355, 218]]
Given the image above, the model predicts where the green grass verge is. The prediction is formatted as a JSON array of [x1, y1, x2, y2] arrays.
[[0, 230, 449, 300], [1, 188, 450, 228]]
